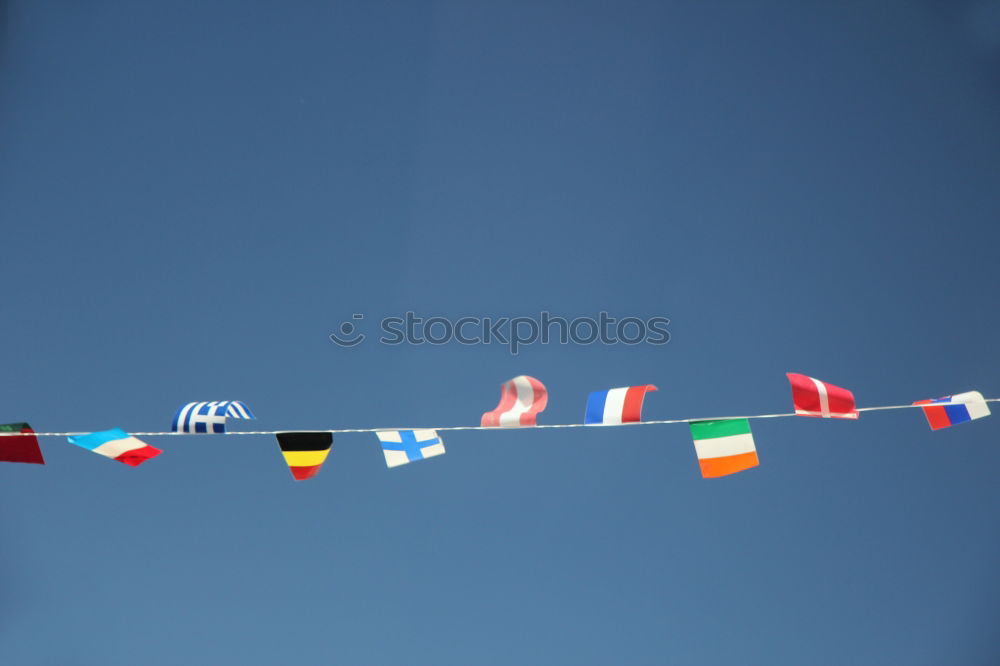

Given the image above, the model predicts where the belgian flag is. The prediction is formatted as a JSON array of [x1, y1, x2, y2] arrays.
[[276, 432, 332, 480]]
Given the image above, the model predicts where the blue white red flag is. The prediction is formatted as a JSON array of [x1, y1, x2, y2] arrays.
[[68, 428, 161, 467], [584, 385, 657, 425]]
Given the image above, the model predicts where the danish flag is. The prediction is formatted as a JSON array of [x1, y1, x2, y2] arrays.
[[787, 373, 858, 419], [481, 375, 548, 427]]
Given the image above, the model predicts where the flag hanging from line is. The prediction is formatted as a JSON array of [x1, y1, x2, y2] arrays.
[[377, 429, 445, 468], [913, 391, 991, 430], [787, 373, 858, 419], [67, 429, 162, 467], [689, 418, 759, 478], [276, 432, 333, 480], [481, 375, 548, 427], [585, 385, 657, 425], [0, 422, 45, 465], [172, 400, 255, 434]]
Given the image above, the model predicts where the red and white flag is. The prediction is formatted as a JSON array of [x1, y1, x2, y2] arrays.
[[787, 373, 858, 419], [481, 375, 548, 427]]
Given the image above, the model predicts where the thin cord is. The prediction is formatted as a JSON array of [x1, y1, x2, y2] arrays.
[[3, 399, 996, 437]]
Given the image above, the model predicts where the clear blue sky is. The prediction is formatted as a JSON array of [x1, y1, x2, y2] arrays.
[[2, 2, 1000, 664]]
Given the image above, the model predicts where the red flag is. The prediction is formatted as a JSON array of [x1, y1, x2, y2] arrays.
[[787, 373, 858, 419], [481, 375, 548, 427], [0, 422, 45, 464]]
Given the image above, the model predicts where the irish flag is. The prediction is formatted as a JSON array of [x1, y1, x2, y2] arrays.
[[689, 419, 759, 478]]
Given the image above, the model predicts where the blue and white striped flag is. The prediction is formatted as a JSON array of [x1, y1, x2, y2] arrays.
[[376, 429, 445, 468], [171, 401, 255, 434]]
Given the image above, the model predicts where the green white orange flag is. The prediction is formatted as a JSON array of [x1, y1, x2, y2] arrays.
[[276, 432, 332, 480], [689, 418, 759, 478]]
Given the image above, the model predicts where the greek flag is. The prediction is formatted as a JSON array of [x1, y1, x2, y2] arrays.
[[172, 401, 255, 434], [376, 429, 445, 468]]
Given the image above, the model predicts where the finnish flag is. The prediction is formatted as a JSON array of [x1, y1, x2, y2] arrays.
[[376, 429, 445, 468]]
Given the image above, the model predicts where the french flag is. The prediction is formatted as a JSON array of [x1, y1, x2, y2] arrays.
[[913, 391, 991, 430], [481, 375, 548, 427], [787, 373, 858, 419], [67, 428, 162, 467], [585, 385, 657, 425]]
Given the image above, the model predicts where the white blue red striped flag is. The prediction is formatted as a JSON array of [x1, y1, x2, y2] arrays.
[[172, 401, 255, 434], [913, 391, 991, 430], [584, 385, 657, 425]]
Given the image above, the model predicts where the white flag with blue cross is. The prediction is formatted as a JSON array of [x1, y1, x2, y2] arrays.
[[376, 429, 445, 468]]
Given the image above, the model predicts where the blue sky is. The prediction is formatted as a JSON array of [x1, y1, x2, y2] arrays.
[[2, 2, 1000, 664]]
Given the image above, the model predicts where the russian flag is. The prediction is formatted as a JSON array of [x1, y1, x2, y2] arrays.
[[585, 385, 657, 425], [68, 428, 162, 467], [913, 391, 991, 430]]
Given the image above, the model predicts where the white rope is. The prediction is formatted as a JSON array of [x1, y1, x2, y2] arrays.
[[3, 399, 996, 437]]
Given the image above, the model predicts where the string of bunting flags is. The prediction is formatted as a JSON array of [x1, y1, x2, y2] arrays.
[[0, 374, 994, 481]]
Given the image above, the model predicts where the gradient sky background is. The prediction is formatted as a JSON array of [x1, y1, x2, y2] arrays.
[[3, 2, 1000, 664]]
